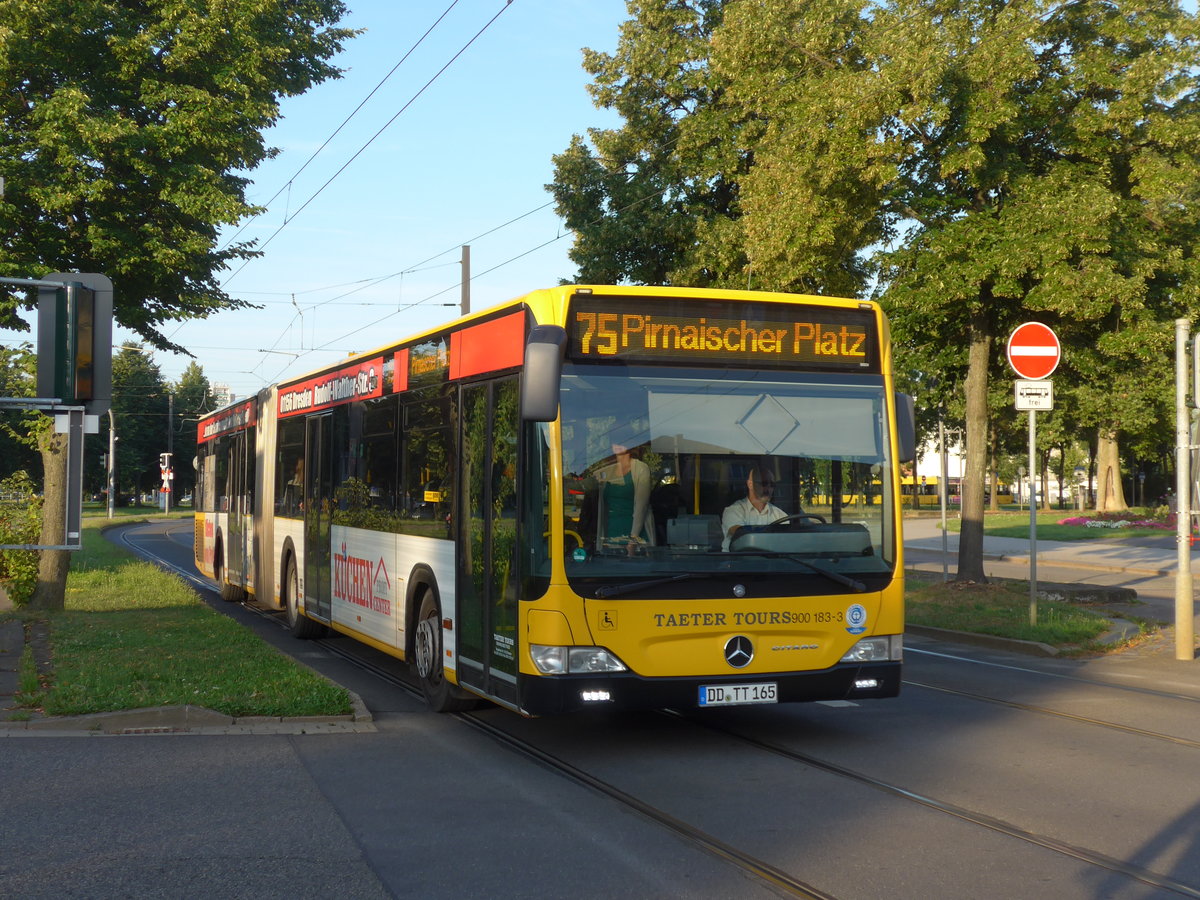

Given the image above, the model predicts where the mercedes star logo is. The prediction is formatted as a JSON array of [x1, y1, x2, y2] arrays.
[[724, 635, 754, 669]]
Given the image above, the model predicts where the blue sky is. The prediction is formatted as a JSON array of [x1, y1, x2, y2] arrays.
[[143, 0, 629, 401]]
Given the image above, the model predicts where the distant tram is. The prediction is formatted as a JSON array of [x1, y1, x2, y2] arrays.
[[194, 285, 914, 715]]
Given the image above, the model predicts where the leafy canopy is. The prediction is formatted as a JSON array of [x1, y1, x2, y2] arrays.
[[0, 0, 355, 350]]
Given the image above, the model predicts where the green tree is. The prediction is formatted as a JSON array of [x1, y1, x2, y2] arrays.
[[0, 0, 353, 343], [170, 361, 216, 497], [105, 344, 169, 503], [720, 0, 1200, 576], [549, 0, 886, 296], [557, 0, 1200, 582], [0, 350, 40, 606], [0, 345, 40, 481], [0, 0, 354, 608], [550, 1, 761, 289]]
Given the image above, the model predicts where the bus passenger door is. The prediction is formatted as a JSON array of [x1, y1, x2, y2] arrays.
[[457, 378, 519, 706], [304, 414, 333, 623], [225, 432, 246, 584]]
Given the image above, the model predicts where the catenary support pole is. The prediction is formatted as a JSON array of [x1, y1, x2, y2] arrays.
[[107, 408, 116, 520], [1175, 319, 1194, 660], [165, 393, 173, 515], [939, 415, 948, 582], [460, 244, 471, 316]]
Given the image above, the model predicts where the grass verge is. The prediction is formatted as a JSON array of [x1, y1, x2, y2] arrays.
[[5, 519, 351, 718], [905, 576, 1131, 650]]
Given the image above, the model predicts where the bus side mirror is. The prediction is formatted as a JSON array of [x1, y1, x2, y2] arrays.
[[521, 325, 567, 422], [896, 392, 916, 463]]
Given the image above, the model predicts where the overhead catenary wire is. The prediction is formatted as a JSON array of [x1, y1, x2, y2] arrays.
[[222, 0, 516, 287], [218, 172, 674, 388], [218, 0, 465, 255]]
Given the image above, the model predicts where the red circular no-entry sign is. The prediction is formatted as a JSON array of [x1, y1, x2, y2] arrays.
[[1007, 322, 1060, 380]]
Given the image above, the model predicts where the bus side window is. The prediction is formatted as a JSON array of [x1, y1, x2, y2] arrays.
[[361, 397, 398, 513], [244, 430, 256, 514], [276, 417, 305, 517], [199, 448, 216, 512], [215, 436, 229, 512], [400, 386, 454, 538]]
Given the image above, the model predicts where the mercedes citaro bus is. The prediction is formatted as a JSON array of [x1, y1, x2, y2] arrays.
[[195, 285, 914, 716]]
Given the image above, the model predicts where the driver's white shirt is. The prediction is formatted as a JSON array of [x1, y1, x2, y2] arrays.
[[721, 497, 787, 551]]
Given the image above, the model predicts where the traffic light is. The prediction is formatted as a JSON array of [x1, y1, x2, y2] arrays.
[[159, 452, 172, 470], [36, 273, 112, 416]]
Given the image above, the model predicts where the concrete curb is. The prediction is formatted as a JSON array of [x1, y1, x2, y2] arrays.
[[906, 616, 1141, 658], [909, 545, 1174, 578], [988, 552, 1173, 578], [906, 624, 1061, 657], [0, 695, 376, 737], [906, 569, 1139, 606]]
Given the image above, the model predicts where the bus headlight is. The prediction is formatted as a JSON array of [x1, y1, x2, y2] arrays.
[[840, 635, 903, 663], [530, 644, 628, 675]]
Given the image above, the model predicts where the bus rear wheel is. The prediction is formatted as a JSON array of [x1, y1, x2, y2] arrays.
[[413, 593, 476, 712], [284, 556, 324, 639]]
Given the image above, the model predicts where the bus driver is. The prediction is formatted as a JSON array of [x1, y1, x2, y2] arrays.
[[722, 464, 787, 551]]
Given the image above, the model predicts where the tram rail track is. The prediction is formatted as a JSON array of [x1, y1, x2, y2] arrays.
[[120, 520, 1200, 899], [298, 629, 835, 899], [905, 679, 1200, 750], [310, 617, 1200, 899], [908, 646, 1200, 705], [676, 711, 1200, 898]]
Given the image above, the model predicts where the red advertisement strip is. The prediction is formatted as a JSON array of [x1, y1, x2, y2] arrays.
[[278, 358, 384, 418], [448, 311, 525, 380], [393, 348, 409, 393], [197, 399, 257, 444]]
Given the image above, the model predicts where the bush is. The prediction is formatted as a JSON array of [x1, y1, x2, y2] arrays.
[[0, 471, 42, 605]]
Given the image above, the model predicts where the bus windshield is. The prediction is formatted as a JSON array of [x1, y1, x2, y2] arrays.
[[558, 363, 899, 597]]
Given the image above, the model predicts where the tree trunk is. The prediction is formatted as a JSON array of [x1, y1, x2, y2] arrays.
[[956, 312, 991, 582], [988, 430, 999, 512], [30, 431, 69, 611], [1055, 445, 1066, 509], [1095, 429, 1128, 513], [1040, 449, 1050, 511]]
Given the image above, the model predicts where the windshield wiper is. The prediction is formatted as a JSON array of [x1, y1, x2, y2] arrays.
[[594, 573, 707, 599], [729, 552, 866, 592]]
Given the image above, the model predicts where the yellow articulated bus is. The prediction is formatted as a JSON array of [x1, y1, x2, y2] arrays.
[[194, 285, 914, 715]]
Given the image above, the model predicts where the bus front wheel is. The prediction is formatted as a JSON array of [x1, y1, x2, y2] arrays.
[[414, 593, 476, 712]]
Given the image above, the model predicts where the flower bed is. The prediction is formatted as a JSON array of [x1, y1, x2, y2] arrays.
[[1057, 514, 1173, 530]]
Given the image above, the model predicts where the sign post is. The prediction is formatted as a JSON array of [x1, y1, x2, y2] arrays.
[[1008, 322, 1061, 625]]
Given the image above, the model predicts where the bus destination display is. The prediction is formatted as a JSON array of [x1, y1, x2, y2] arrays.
[[568, 296, 878, 371]]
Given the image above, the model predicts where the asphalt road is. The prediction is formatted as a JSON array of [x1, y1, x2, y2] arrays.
[[4, 517, 1198, 899]]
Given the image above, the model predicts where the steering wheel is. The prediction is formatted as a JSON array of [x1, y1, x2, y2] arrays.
[[766, 513, 827, 528]]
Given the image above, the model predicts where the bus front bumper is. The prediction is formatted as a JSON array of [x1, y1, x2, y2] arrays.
[[517, 660, 900, 716]]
